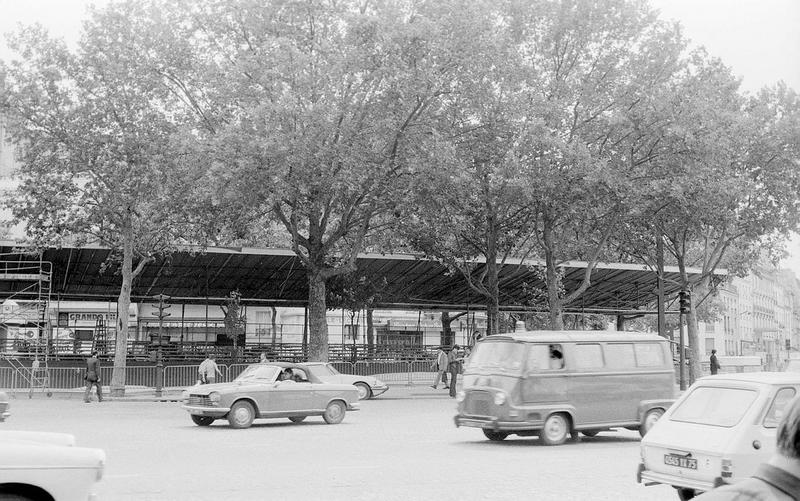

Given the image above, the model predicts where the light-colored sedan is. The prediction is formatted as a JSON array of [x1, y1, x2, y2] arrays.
[[301, 362, 389, 400], [182, 362, 360, 428], [0, 431, 106, 501]]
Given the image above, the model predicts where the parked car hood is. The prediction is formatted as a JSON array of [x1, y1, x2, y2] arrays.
[[0, 430, 77, 447]]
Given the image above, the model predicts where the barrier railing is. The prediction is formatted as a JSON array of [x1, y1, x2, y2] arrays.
[[0, 361, 441, 392]]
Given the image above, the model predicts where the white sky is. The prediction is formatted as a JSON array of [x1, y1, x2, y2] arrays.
[[1, 0, 799, 274]]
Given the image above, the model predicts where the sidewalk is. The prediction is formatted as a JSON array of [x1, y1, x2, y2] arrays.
[[5, 382, 457, 403]]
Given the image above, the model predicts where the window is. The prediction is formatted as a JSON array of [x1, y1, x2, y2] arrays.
[[604, 344, 635, 369], [670, 387, 758, 427], [574, 344, 603, 369], [763, 388, 797, 428], [635, 343, 665, 367], [469, 341, 525, 374], [526, 345, 551, 371]]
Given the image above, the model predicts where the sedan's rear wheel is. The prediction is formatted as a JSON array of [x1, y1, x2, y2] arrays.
[[289, 416, 306, 423], [354, 383, 372, 400], [228, 400, 255, 429], [482, 429, 509, 441], [323, 400, 346, 424], [191, 415, 215, 427]]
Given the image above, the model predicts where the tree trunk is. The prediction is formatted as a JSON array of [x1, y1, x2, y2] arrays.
[[110, 236, 133, 397], [270, 305, 278, 348], [441, 312, 453, 345], [485, 225, 500, 336], [366, 308, 374, 354], [307, 271, 329, 362]]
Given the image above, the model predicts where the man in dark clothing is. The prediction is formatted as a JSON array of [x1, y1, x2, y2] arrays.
[[84, 351, 104, 403], [710, 349, 721, 375], [448, 345, 462, 398], [694, 395, 800, 500]]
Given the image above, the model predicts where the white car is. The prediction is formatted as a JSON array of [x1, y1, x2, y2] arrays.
[[0, 430, 105, 501], [301, 362, 389, 400], [637, 372, 800, 500]]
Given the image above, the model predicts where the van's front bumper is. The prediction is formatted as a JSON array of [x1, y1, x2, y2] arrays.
[[637, 462, 725, 493], [454, 415, 541, 431]]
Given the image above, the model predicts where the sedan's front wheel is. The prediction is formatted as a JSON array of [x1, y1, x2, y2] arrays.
[[323, 400, 346, 424], [191, 415, 215, 427], [228, 400, 255, 429]]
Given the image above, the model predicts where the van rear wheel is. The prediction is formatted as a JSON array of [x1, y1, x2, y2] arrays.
[[483, 429, 509, 441], [675, 487, 696, 500], [541, 413, 570, 446], [640, 408, 664, 437]]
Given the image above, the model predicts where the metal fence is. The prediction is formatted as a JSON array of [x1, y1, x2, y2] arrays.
[[0, 361, 442, 392]]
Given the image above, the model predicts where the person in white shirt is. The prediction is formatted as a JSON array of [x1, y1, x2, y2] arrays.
[[198, 354, 223, 384], [431, 347, 449, 389]]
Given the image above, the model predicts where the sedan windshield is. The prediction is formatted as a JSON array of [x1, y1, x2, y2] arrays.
[[306, 364, 339, 377], [670, 386, 758, 427], [235, 365, 281, 382]]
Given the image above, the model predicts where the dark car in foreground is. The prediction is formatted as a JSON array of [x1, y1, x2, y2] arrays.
[[301, 362, 389, 400], [182, 362, 360, 428]]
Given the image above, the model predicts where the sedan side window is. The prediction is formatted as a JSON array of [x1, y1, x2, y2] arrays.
[[763, 387, 797, 428]]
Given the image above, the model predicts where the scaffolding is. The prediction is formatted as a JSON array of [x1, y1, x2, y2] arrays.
[[0, 255, 53, 397]]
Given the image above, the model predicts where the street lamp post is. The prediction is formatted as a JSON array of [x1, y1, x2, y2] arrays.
[[152, 294, 171, 397]]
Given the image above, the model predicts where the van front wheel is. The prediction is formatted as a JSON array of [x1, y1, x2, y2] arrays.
[[541, 413, 570, 446]]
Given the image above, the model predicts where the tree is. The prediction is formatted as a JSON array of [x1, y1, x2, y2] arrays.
[[326, 272, 387, 356], [624, 55, 800, 383], [220, 290, 247, 361], [177, 0, 483, 361], [1, 3, 193, 395]]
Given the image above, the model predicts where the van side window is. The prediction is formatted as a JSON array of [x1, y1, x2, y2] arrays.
[[604, 343, 635, 369], [763, 388, 797, 428], [548, 344, 565, 369], [635, 343, 665, 367], [574, 344, 603, 369], [526, 345, 553, 371]]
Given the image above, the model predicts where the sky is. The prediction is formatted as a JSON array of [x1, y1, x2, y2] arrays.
[[0, 0, 799, 273]]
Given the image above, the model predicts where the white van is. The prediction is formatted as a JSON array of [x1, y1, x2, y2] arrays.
[[637, 372, 800, 499], [454, 331, 676, 445]]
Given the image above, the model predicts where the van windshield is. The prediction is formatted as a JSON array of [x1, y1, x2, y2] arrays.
[[669, 386, 758, 428], [468, 341, 525, 374]]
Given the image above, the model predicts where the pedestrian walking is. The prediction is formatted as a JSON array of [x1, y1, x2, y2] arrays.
[[710, 349, 721, 375], [83, 351, 103, 403], [198, 354, 223, 384], [430, 346, 449, 389], [693, 395, 800, 500], [448, 345, 462, 398]]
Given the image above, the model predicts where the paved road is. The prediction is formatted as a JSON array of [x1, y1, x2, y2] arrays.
[[5, 388, 677, 501]]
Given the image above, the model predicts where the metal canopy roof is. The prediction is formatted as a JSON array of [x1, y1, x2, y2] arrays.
[[0, 242, 720, 313]]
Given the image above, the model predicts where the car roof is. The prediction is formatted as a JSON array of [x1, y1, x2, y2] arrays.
[[483, 330, 667, 344], [696, 372, 800, 385]]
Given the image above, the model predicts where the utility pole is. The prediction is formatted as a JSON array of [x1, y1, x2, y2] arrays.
[[678, 290, 691, 391], [152, 294, 171, 397]]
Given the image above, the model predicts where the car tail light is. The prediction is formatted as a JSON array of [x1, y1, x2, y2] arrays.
[[721, 458, 733, 478]]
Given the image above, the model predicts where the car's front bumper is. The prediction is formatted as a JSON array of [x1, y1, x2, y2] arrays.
[[454, 415, 540, 431], [637, 462, 724, 493], [370, 385, 389, 397], [182, 404, 230, 418]]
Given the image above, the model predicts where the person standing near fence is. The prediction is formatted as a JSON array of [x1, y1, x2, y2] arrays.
[[431, 346, 449, 389], [198, 354, 223, 384], [83, 351, 103, 403], [448, 345, 462, 398]]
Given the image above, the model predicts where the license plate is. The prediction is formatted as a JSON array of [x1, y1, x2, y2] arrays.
[[664, 454, 697, 469]]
